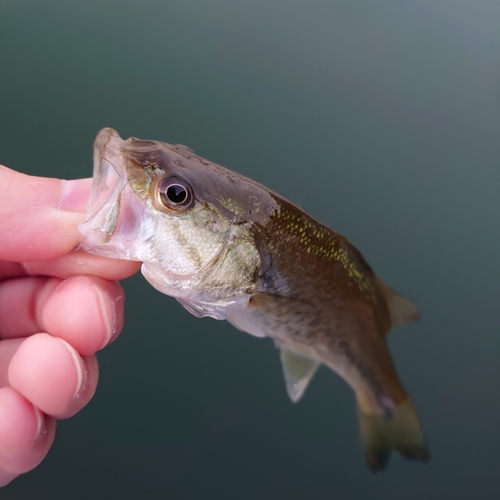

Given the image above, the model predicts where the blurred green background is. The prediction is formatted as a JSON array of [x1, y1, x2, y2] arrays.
[[1, 1, 499, 499]]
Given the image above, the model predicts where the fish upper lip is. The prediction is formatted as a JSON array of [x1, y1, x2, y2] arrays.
[[79, 128, 129, 251], [94, 127, 118, 154]]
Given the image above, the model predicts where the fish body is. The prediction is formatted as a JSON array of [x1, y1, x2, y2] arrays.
[[79, 128, 429, 471]]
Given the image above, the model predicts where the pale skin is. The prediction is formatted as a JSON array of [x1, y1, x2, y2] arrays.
[[0, 165, 141, 486]]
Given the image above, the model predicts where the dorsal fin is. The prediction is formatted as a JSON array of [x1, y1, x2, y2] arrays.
[[384, 285, 420, 328], [279, 347, 320, 403]]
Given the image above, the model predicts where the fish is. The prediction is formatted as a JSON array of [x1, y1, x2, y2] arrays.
[[79, 128, 429, 472]]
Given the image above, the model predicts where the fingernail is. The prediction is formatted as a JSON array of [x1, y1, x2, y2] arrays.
[[32, 406, 45, 442], [60, 179, 92, 212], [95, 287, 120, 350], [57, 339, 86, 399]]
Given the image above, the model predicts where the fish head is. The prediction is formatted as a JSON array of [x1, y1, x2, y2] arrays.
[[79, 128, 278, 317]]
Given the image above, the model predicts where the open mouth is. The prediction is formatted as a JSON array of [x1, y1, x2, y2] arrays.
[[78, 128, 144, 259]]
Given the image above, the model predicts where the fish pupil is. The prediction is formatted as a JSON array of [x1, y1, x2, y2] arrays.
[[156, 176, 193, 211], [166, 184, 187, 204]]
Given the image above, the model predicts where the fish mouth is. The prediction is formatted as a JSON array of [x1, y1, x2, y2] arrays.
[[78, 128, 145, 259]]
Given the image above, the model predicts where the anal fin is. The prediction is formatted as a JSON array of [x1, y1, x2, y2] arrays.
[[280, 347, 320, 403]]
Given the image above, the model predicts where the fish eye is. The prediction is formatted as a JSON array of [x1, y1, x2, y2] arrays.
[[154, 175, 194, 212]]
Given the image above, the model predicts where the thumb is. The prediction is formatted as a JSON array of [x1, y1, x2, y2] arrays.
[[0, 165, 91, 262]]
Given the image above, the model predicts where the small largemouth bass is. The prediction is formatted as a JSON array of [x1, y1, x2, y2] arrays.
[[79, 128, 429, 472]]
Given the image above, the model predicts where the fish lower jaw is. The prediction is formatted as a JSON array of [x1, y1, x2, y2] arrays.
[[140, 262, 253, 320], [140, 263, 199, 296]]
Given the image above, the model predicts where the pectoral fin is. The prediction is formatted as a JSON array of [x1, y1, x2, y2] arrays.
[[280, 348, 320, 403]]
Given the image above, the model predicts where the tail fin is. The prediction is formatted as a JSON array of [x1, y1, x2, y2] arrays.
[[357, 399, 429, 473]]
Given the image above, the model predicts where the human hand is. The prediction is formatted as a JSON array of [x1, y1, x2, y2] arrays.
[[0, 165, 141, 486]]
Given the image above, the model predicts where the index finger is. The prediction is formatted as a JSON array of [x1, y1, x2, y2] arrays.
[[21, 252, 141, 281]]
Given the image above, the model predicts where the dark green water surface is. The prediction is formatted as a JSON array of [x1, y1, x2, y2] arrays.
[[1, 1, 499, 499]]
